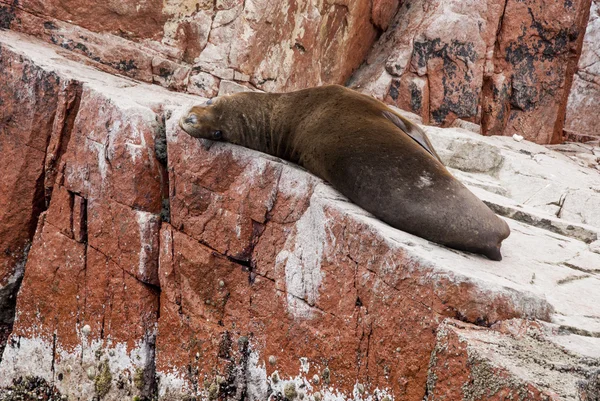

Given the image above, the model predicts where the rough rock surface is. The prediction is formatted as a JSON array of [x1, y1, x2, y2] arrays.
[[427, 319, 600, 401], [1, 30, 600, 401], [349, 0, 592, 144], [1, 0, 596, 146], [0, 0, 398, 94], [565, 0, 600, 143]]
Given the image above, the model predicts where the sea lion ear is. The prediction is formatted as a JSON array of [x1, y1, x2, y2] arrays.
[[382, 110, 443, 164]]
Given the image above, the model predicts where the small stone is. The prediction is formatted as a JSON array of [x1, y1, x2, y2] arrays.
[[311, 374, 320, 385], [271, 371, 280, 383], [321, 367, 330, 384], [86, 366, 96, 380], [82, 325, 91, 336], [512, 134, 524, 142], [218, 280, 225, 288], [357, 383, 365, 394], [268, 355, 277, 365], [108, 350, 115, 357], [396, 347, 401, 352], [313, 392, 322, 401], [238, 336, 249, 350]]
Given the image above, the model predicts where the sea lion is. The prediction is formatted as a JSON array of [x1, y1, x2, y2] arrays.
[[179, 85, 510, 260]]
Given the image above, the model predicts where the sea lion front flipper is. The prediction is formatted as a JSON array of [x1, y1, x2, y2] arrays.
[[382, 110, 443, 164]]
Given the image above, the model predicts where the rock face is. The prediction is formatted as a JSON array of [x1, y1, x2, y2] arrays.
[[0, 38, 63, 356], [349, 0, 592, 143], [427, 319, 599, 401], [565, 0, 600, 143], [0, 0, 397, 95], [1, 0, 595, 145], [1, 30, 600, 401]]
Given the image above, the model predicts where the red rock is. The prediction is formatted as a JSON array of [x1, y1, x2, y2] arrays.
[[350, 0, 592, 144], [482, 0, 591, 143], [565, 0, 600, 141], [15, 0, 167, 41], [372, 0, 401, 31], [0, 33, 171, 399], [1, 0, 396, 93], [157, 112, 554, 400], [426, 319, 596, 401], [2, 27, 600, 401], [0, 38, 61, 343]]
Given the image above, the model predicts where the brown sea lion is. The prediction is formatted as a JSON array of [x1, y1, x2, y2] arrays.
[[179, 85, 510, 260]]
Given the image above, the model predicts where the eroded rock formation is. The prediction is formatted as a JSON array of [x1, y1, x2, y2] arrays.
[[1, 30, 599, 400], [1, 0, 600, 398], [0, 0, 593, 144], [349, 0, 592, 143], [565, 0, 600, 143]]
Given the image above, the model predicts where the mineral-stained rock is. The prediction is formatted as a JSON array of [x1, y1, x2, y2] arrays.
[[1, 0, 400, 94], [349, 0, 592, 144], [0, 30, 193, 400], [2, 0, 594, 145], [426, 319, 599, 400], [0, 36, 62, 355], [565, 0, 600, 143], [2, 30, 600, 401], [482, 0, 591, 144]]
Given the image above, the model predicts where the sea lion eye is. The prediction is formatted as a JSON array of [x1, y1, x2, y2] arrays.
[[206, 98, 213, 105], [185, 114, 198, 125], [213, 130, 223, 140]]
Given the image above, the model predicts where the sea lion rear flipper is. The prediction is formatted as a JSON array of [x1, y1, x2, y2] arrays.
[[382, 110, 443, 164]]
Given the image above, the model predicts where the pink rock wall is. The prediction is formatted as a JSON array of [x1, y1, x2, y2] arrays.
[[2, 0, 594, 145], [0, 0, 395, 95], [565, 0, 600, 142], [0, 46, 62, 353], [349, 0, 592, 143], [7, 31, 595, 401]]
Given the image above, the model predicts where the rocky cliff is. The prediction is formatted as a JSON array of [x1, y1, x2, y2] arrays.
[[0, 0, 594, 142], [1, 1, 600, 400], [1, 28, 600, 400], [565, 0, 600, 143]]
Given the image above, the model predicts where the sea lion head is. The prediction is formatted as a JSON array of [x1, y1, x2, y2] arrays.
[[179, 99, 225, 141]]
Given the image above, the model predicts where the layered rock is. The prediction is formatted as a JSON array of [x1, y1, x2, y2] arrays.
[[2, 0, 596, 146], [349, 0, 592, 143], [0, 38, 63, 356], [1, 30, 600, 401], [426, 319, 600, 400], [565, 0, 600, 143], [0, 0, 398, 95]]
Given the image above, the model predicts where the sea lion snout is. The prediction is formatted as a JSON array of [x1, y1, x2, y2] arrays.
[[179, 105, 224, 141], [179, 108, 205, 138]]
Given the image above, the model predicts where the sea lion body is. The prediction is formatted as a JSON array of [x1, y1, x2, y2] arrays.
[[180, 85, 510, 260]]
